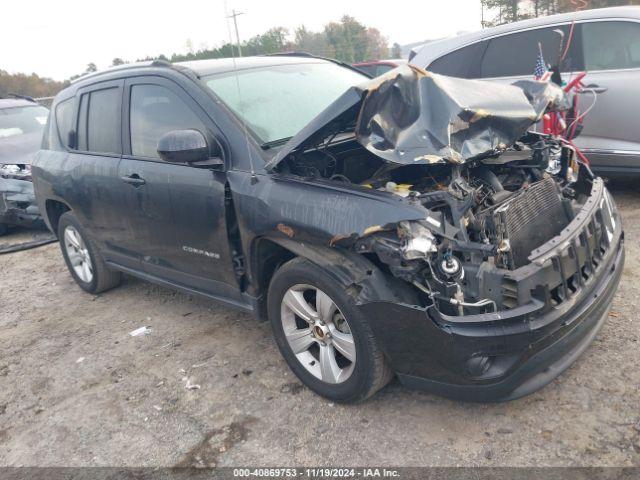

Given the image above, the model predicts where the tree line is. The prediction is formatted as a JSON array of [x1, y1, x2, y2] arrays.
[[482, 0, 640, 26], [2, 15, 400, 99], [0, 70, 67, 99], [138, 16, 401, 65]]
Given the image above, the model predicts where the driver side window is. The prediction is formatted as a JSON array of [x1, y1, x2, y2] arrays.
[[129, 84, 206, 159]]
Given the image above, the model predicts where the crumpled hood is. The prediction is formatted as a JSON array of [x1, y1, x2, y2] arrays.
[[0, 131, 42, 165], [265, 65, 568, 170]]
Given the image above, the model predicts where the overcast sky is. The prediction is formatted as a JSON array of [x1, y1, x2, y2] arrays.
[[2, 0, 486, 81]]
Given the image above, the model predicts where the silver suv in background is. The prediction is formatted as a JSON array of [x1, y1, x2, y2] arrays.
[[410, 6, 640, 176]]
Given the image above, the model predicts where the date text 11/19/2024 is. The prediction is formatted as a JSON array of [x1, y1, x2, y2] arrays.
[[233, 468, 400, 478]]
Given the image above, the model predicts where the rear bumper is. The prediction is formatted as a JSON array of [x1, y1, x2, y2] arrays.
[[0, 177, 44, 228], [359, 180, 625, 402]]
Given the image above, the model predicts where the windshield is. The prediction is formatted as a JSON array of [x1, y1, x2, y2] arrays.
[[0, 105, 49, 139], [203, 62, 366, 145]]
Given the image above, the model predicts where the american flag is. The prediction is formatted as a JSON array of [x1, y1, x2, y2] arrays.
[[534, 44, 547, 80]]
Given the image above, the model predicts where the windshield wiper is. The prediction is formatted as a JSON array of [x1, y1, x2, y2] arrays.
[[260, 137, 293, 150]]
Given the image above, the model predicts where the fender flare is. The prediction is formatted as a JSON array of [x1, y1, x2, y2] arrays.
[[261, 236, 418, 306]]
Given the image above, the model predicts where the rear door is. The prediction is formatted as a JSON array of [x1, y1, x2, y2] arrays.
[[574, 20, 640, 173], [65, 80, 136, 266], [118, 76, 240, 298]]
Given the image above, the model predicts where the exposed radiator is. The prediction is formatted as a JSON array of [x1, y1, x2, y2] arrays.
[[490, 177, 570, 269]]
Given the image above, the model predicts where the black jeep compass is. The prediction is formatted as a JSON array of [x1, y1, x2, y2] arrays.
[[32, 56, 624, 403]]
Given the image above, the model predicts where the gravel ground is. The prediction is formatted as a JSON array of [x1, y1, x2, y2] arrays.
[[0, 179, 638, 467]]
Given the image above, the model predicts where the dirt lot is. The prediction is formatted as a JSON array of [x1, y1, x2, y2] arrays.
[[0, 179, 638, 467]]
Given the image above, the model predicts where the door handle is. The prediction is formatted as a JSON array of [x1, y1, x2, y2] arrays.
[[581, 83, 607, 94], [121, 174, 146, 187]]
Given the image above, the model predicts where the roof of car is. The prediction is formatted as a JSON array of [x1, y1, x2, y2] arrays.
[[410, 6, 640, 66], [71, 55, 333, 87], [177, 55, 330, 76], [0, 98, 40, 109]]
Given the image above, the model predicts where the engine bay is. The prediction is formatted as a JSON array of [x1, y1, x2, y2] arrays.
[[277, 130, 592, 317]]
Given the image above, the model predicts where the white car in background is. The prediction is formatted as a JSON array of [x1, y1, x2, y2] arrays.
[[410, 6, 640, 176]]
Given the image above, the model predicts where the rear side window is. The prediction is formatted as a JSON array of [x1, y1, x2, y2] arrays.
[[429, 42, 487, 78], [582, 21, 640, 70], [55, 98, 73, 147], [480, 25, 577, 78], [129, 84, 206, 159], [76, 87, 121, 154]]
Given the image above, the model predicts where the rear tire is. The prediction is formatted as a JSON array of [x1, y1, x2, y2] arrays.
[[57, 212, 121, 294], [0, 223, 8, 236], [268, 257, 393, 403]]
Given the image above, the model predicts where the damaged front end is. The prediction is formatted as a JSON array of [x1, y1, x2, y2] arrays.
[[351, 146, 621, 319], [267, 65, 625, 400], [0, 163, 44, 230]]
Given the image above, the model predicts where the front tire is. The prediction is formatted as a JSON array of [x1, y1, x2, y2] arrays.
[[58, 212, 121, 294], [268, 257, 393, 403]]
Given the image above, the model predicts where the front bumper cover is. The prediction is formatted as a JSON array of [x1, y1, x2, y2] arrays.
[[0, 177, 43, 228], [359, 182, 625, 402]]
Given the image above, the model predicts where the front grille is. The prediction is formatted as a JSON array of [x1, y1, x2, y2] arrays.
[[500, 182, 618, 310], [501, 278, 519, 310], [545, 200, 613, 307]]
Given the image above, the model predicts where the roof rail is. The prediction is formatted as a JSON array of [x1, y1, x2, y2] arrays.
[[151, 59, 172, 67], [265, 51, 316, 58], [70, 60, 170, 84]]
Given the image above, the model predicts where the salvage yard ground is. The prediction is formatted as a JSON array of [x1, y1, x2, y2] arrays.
[[0, 179, 638, 467]]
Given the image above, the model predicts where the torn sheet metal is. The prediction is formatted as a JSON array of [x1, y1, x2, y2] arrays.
[[265, 65, 568, 170], [0, 177, 44, 228], [512, 79, 570, 116]]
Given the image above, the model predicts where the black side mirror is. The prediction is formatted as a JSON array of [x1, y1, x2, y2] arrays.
[[157, 129, 222, 165]]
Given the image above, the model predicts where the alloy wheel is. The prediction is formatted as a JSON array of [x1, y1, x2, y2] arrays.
[[280, 284, 356, 384], [64, 226, 93, 283]]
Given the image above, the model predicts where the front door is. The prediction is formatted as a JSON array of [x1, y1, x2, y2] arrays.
[[118, 76, 239, 298]]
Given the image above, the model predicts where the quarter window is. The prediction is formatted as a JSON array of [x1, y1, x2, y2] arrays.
[[582, 21, 640, 71], [480, 25, 576, 78], [55, 98, 73, 147], [76, 87, 121, 154], [129, 84, 206, 159]]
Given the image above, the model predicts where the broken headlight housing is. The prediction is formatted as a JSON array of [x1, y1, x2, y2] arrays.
[[398, 221, 437, 260]]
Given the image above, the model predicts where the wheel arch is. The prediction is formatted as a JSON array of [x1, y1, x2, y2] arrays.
[[45, 199, 71, 237], [250, 236, 418, 314]]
